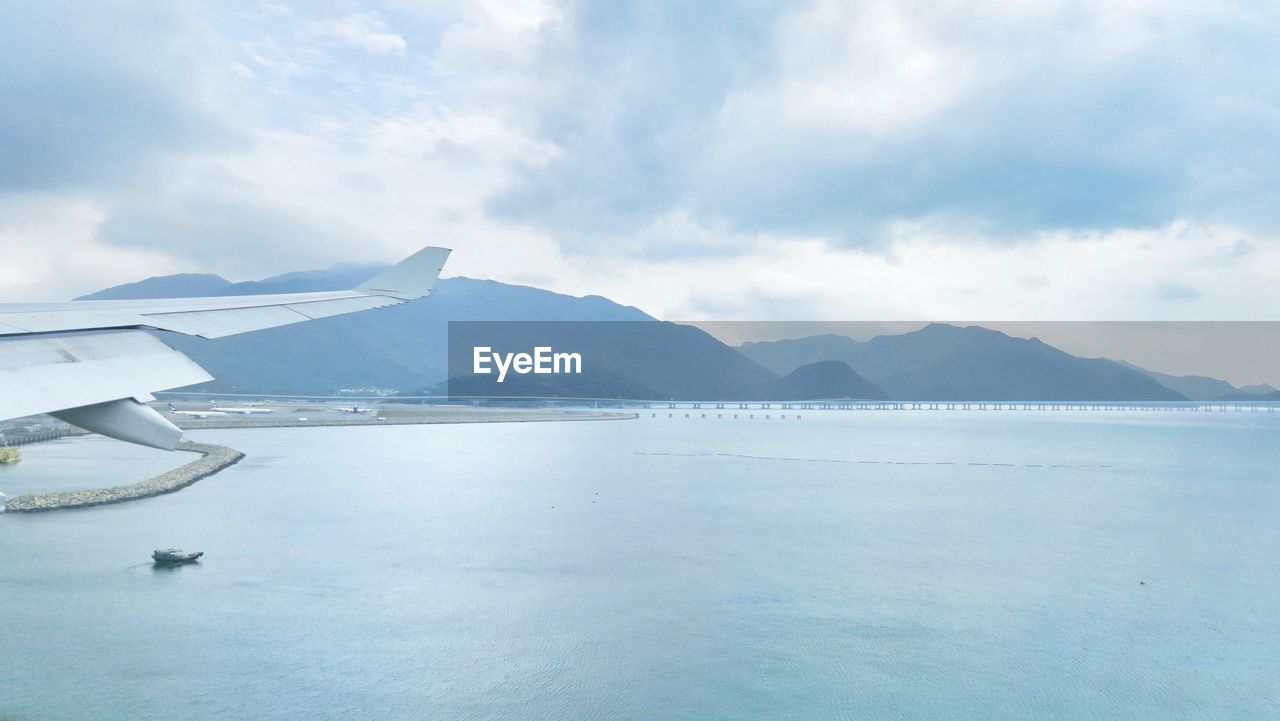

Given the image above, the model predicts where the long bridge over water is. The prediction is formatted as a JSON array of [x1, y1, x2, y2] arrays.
[[158, 392, 1280, 413], [631, 400, 1280, 412]]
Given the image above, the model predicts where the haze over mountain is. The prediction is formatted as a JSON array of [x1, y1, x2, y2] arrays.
[[84, 267, 882, 401], [439, 321, 782, 400], [81, 267, 895, 401], [772, 361, 887, 401], [79, 268, 654, 395], [1114, 361, 1274, 401], [82, 271, 1269, 402], [740, 323, 1186, 401], [1214, 389, 1280, 402], [438, 321, 887, 401]]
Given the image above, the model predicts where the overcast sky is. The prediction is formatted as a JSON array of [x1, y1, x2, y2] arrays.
[[1, 1, 1278, 321]]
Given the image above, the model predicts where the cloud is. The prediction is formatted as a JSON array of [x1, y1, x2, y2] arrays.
[[0, 2, 243, 194], [0, 195, 181, 301], [97, 189, 376, 274], [488, 0, 1280, 248], [0, 0, 1278, 323], [1154, 282, 1202, 301], [578, 220, 1278, 321], [303, 13, 407, 56]]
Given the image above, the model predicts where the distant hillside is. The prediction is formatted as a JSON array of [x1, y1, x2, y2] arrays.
[[1214, 390, 1280, 402], [79, 273, 233, 300], [78, 269, 655, 395], [1115, 361, 1239, 401], [79, 268, 878, 401], [1115, 361, 1279, 401], [428, 326, 887, 401], [84, 273, 1231, 403], [771, 361, 886, 401], [740, 323, 1186, 401], [436, 320, 798, 400]]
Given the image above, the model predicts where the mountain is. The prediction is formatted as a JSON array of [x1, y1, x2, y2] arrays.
[[79, 273, 233, 300], [1115, 362, 1280, 401], [739, 323, 1186, 401], [80, 267, 892, 401], [771, 361, 887, 401], [1115, 361, 1240, 401], [431, 327, 887, 401], [78, 269, 655, 395], [1214, 390, 1280, 402], [436, 320, 791, 400], [738, 333, 866, 376], [82, 273, 1213, 402]]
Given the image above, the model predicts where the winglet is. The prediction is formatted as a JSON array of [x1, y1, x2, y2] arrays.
[[356, 246, 452, 300]]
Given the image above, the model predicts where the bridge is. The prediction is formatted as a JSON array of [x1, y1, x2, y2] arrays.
[[156, 392, 1279, 413], [632, 400, 1280, 412]]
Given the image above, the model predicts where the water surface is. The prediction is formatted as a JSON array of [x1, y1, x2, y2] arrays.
[[1, 411, 1277, 720]]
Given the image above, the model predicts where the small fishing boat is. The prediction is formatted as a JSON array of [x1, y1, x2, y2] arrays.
[[152, 549, 204, 564]]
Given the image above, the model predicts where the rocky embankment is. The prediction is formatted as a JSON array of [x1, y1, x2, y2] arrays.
[[2, 441, 243, 512]]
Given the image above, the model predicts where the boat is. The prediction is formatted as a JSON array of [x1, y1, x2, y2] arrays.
[[152, 549, 204, 564]]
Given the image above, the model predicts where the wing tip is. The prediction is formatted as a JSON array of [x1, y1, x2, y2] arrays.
[[355, 246, 451, 300]]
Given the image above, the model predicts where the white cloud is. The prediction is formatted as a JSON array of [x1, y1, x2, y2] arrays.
[[0, 196, 181, 301], [303, 13, 407, 56], [2, 0, 1280, 325], [722, 1, 983, 138], [538, 220, 1280, 322]]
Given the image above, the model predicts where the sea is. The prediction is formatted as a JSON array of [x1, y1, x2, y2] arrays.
[[1, 411, 1278, 720]]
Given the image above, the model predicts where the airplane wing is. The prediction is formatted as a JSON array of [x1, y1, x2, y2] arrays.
[[0, 246, 450, 450]]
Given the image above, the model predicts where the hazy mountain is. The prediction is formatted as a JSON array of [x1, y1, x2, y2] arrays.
[[79, 273, 233, 300], [1214, 390, 1280, 402], [739, 333, 866, 376], [770, 361, 886, 401], [740, 323, 1186, 401], [78, 268, 893, 400], [1115, 361, 1240, 401], [78, 269, 655, 395], [436, 320, 785, 400], [1114, 362, 1280, 401], [429, 325, 889, 401], [82, 273, 1214, 402]]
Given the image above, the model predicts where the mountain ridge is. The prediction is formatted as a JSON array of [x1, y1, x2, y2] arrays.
[[75, 271, 1266, 402], [740, 323, 1187, 401]]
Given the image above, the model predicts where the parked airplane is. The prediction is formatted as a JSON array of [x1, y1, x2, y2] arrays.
[[210, 401, 273, 415], [166, 403, 228, 419], [0, 246, 450, 450], [336, 405, 377, 414]]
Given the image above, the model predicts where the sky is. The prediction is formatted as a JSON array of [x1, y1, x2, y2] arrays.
[[1, 0, 1279, 321]]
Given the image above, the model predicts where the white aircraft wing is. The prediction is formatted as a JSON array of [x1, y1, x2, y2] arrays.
[[0, 246, 449, 450]]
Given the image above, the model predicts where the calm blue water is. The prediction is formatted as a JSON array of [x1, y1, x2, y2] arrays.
[[1, 411, 1278, 720], [0, 435, 180, 494]]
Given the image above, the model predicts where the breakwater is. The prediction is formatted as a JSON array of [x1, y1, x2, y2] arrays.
[[2, 441, 243, 513]]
